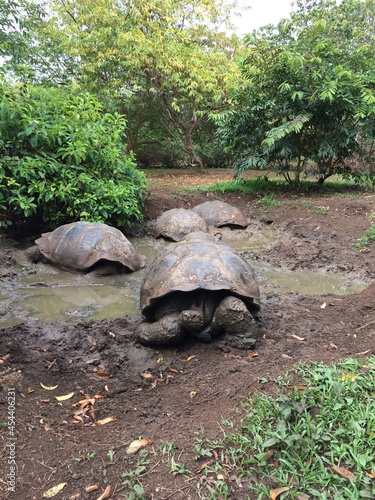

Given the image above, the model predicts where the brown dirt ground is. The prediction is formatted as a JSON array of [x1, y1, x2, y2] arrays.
[[0, 170, 374, 500]]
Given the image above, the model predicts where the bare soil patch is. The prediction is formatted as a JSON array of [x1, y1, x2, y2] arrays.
[[0, 170, 374, 499]]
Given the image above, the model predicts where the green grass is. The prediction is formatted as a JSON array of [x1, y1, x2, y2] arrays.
[[197, 357, 375, 499], [257, 194, 283, 211], [194, 177, 370, 197], [356, 220, 375, 249]]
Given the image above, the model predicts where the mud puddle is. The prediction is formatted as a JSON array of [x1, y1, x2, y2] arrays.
[[0, 233, 368, 328]]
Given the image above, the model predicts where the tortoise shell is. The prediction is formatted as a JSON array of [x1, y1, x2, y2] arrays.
[[35, 221, 145, 272], [140, 231, 260, 319], [192, 200, 249, 228], [154, 208, 207, 241]]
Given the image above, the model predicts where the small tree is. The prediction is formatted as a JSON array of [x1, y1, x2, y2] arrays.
[[38, 0, 243, 168], [213, 0, 375, 189], [0, 82, 146, 228]]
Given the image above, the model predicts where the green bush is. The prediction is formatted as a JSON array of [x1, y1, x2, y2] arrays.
[[0, 82, 147, 228]]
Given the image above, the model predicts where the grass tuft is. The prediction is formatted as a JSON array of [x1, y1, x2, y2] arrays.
[[356, 220, 375, 250], [193, 177, 369, 197], [198, 357, 375, 499]]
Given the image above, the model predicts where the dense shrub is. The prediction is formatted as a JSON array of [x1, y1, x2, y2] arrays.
[[0, 82, 147, 228]]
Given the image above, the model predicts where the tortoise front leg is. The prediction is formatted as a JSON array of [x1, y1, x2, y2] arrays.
[[136, 313, 185, 346], [214, 296, 259, 349], [179, 292, 216, 341]]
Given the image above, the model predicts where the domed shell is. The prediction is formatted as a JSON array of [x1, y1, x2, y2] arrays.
[[140, 231, 260, 318], [154, 208, 207, 241], [35, 221, 145, 272], [192, 200, 249, 228]]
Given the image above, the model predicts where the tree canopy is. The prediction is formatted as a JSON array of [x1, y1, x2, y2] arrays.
[[1, 0, 375, 196], [14, 0, 243, 167], [213, 0, 375, 188]]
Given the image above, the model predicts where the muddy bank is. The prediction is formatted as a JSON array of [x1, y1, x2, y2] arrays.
[[0, 187, 374, 499]]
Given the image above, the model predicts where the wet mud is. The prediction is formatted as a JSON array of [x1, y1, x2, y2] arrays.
[[0, 181, 374, 499]]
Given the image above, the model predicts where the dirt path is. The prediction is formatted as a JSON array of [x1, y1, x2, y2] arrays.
[[0, 170, 374, 499]]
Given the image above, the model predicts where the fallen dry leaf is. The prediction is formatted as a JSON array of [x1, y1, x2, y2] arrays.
[[126, 438, 153, 454], [180, 355, 197, 362], [321, 302, 327, 309], [366, 471, 375, 478], [85, 485, 99, 493], [40, 382, 59, 391], [93, 416, 117, 426], [42, 482, 67, 498], [96, 485, 111, 500], [140, 372, 154, 379], [245, 351, 259, 358], [190, 390, 198, 399], [270, 486, 293, 499], [224, 353, 240, 359], [331, 465, 355, 481], [74, 398, 95, 408], [291, 334, 305, 341], [287, 385, 307, 391], [196, 460, 213, 473], [340, 372, 357, 382], [94, 371, 111, 378], [27, 387, 34, 394], [264, 449, 275, 462], [55, 392, 75, 401]]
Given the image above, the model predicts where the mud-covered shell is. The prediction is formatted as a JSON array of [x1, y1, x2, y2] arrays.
[[154, 208, 207, 241], [192, 200, 249, 228], [140, 231, 260, 318], [35, 221, 145, 272]]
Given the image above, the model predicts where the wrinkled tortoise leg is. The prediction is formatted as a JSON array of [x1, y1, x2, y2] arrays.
[[179, 293, 216, 343], [180, 309, 212, 342], [136, 313, 185, 346], [213, 296, 259, 349]]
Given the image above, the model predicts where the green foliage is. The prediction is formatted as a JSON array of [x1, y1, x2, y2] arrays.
[[199, 357, 375, 498], [356, 213, 375, 249], [213, 0, 375, 189], [257, 194, 282, 212], [0, 82, 146, 228], [194, 175, 364, 197], [15, 0, 243, 168]]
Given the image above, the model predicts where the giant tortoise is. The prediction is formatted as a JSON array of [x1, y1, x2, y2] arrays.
[[26, 221, 145, 275], [136, 231, 260, 348], [154, 208, 207, 241], [192, 200, 249, 228]]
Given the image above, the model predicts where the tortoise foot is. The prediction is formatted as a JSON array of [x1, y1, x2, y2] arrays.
[[215, 296, 259, 349], [136, 313, 185, 346]]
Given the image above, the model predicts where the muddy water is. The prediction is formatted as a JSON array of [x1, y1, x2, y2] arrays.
[[0, 233, 368, 328]]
